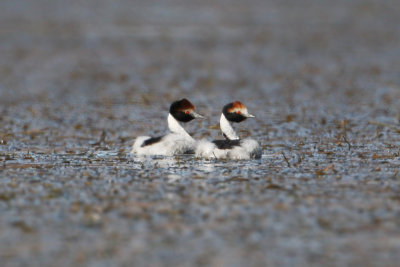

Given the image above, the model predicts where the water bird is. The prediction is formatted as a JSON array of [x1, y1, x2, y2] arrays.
[[195, 101, 262, 160], [131, 98, 204, 156]]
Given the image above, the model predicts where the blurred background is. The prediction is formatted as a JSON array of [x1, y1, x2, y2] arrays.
[[0, 0, 400, 266], [1, 0, 399, 104]]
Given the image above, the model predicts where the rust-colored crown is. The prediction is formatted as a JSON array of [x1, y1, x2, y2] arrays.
[[227, 101, 246, 113], [174, 98, 195, 112]]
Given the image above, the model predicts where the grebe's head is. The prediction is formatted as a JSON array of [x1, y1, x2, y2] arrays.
[[169, 98, 204, 122], [222, 101, 255, 123]]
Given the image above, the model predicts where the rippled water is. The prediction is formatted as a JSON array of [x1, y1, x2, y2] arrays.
[[1, 0, 400, 266]]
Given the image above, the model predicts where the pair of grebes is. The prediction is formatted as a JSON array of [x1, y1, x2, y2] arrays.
[[131, 99, 262, 160]]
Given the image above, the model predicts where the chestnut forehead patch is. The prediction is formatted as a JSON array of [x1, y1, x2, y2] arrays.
[[227, 101, 246, 112], [176, 98, 195, 111]]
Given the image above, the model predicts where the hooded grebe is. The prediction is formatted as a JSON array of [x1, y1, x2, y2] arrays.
[[131, 98, 203, 156], [195, 101, 262, 160]]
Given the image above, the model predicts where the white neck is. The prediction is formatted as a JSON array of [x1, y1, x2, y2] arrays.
[[220, 113, 239, 140], [168, 113, 193, 140]]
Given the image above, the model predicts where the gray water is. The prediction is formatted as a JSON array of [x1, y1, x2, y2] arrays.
[[1, 0, 400, 266]]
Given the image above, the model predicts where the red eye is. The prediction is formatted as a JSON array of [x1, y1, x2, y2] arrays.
[[237, 110, 241, 114], [185, 110, 190, 114]]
